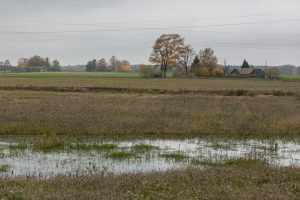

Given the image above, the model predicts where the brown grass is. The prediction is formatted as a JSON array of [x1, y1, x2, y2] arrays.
[[0, 91, 298, 137], [1, 160, 300, 199]]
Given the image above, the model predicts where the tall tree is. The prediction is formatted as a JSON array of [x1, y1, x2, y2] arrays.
[[149, 34, 186, 78], [199, 48, 218, 68], [18, 58, 29, 68], [109, 56, 121, 72], [199, 48, 218, 75], [51, 60, 61, 71], [85, 59, 97, 72], [0, 61, 4, 71], [192, 55, 200, 66], [4, 60, 11, 67], [179, 45, 194, 77], [45, 57, 51, 70], [28, 55, 46, 68], [97, 58, 108, 72], [119, 60, 131, 72]]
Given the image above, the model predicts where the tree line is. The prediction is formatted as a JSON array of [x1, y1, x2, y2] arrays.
[[0, 56, 61, 72], [0, 60, 12, 71], [85, 56, 131, 72], [18, 55, 61, 72]]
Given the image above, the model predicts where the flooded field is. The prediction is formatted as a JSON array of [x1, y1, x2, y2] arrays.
[[1, 138, 300, 178]]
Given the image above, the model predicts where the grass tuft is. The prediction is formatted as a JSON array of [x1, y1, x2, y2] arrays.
[[33, 137, 65, 152], [72, 143, 117, 152], [132, 144, 158, 153], [0, 165, 9, 173], [161, 152, 188, 162], [108, 151, 134, 160]]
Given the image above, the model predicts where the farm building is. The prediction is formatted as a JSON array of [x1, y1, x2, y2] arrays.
[[230, 68, 266, 78], [230, 60, 266, 78]]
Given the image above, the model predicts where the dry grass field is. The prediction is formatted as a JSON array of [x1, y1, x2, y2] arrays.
[[0, 90, 299, 137]]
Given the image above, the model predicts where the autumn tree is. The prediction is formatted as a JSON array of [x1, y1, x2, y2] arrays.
[[179, 45, 194, 77], [28, 55, 46, 68], [199, 48, 218, 68], [119, 60, 131, 72], [96, 58, 108, 72], [149, 34, 186, 78], [266, 67, 280, 79], [192, 48, 221, 76], [18, 58, 29, 68]]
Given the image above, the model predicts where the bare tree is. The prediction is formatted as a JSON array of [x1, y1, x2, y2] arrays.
[[149, 34, 186, 78], [179, 45, 195, 77]]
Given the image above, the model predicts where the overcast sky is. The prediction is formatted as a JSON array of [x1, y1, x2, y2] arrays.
[[0, 0, 300, 66]]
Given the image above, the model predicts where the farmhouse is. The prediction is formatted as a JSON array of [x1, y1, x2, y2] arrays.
[[230, 68, 266, 78], [230, 59, 266, 78]]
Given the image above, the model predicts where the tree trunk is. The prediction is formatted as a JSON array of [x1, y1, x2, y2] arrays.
[[185, 66, 188, 78]]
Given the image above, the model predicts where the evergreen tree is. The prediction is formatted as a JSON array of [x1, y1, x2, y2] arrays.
[[241, 59, 250, 68], [193, 55, 200, 66]]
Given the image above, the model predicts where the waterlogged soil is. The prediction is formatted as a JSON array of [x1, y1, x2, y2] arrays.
[[0, 138, 300, 178]]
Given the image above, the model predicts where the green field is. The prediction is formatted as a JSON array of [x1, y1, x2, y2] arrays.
[[281, 74, 300, 81]]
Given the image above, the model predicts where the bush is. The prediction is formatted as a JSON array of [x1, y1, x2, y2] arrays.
[[212, 67, 225, 76], [192, 66, 224, 77], [266, 67, 279, 78], [139, 65, 158, 78], [193, 66, 210, 76]]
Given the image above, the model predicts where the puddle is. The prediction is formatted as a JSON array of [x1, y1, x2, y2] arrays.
[[0, 138, 300, 178]]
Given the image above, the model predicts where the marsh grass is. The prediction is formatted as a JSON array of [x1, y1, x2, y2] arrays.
[[9, 143, 28, 151], [132, 144, 158, 153], [107, 150, 135, 160], [209, 141, 236, 150], [0, 165, 9, 173], [161, 152, 189, 162], [1, 159, 299, 199], [222, 158, 268, 168], [72, 143, 117, 152], [33, 137, 65, 152]]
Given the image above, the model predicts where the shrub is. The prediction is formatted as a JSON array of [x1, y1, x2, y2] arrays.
[[193, 66, 210, 76], [212, 67, 225, 76], [139, 65, 158, 78]]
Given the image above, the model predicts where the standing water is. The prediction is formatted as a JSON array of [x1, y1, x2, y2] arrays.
[[0, 138, 300, 178]]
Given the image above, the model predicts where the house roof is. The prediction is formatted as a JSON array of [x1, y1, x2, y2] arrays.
[[234, 68, 255, 75], [230, 68, 266, 77]]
